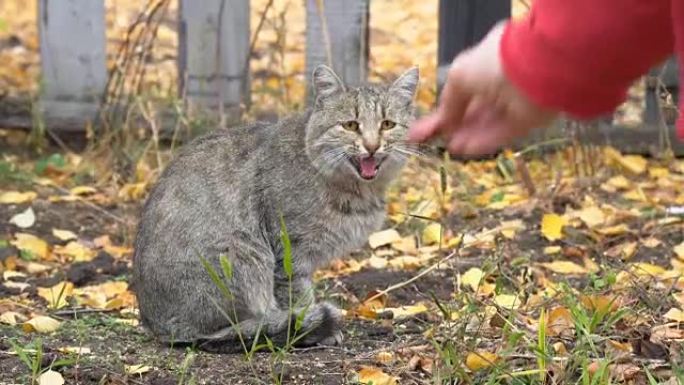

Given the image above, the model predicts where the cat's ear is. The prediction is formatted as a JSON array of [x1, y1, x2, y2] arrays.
[[390, 67, 419, 102], [313, 65, 345, 101]]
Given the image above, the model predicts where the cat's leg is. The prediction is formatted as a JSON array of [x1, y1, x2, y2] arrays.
[[196, 241, 341, 352], [274, 276, 315, 309], [273, 273, 344, 347]]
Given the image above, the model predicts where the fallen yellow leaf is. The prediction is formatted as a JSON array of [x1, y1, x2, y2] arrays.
[[422, 223, 443, 245], [543, 246, 562, 255], [500, 219, 524, 239], [493, 294, 522, 310], [381, 303, 428, 319], [604, 241, 638, 261], [353, 291, 387, 319], [596, 224, 630, 236], [367, 255, 388, 269], [578, 206, 605, 228], [357, 366, 397, 385], [642, 237, 662, 249], [648, 166, 669, 179], [118, 182, 148, 202], [37, 281, 74, 310], [0, 311, 26, 325], [53, 241, 96, 262], [553, 341, 569, 355], [375, 351, 394, 365], [38, 370, 64, 385], [675, 292, 684, 306], [580, 295, 620, 314], [10, 233, 49, 259], [57, 346, 92, 355], [604, 147, 647, 174], [630, 263, 666, 277], [541, 213, 565, 241], [540, 260, 588, 275], [465, 351, 499, 371], [605, 175, 631, 190], [368, 229, 401, 249], [51, 228, 77, 242], [23, 316, 61, 333], [388, 255, 423, 270], [391, 236, 416, 254], [460, 267, 486, 292], [125, 364, 152, 375], [70, 186, 97, 195], [663, 308, 684, 322], [546, 307, 574, 337], [0, 191, 37, 204], [674, 242, 684, 260]]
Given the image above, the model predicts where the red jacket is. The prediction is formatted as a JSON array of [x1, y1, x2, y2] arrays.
[[501, 0, 683, 136]]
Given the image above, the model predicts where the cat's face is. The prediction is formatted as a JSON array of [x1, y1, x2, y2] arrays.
[[305, 66, 419, 184]]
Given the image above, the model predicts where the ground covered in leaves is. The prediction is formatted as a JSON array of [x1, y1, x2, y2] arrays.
[[1, 134, 684, 385]]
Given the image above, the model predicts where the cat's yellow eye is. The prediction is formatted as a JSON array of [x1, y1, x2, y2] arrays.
[[341, 121, 359, 132], [380, 120, 396, 130]]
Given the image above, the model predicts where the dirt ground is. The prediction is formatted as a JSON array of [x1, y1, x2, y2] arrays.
[[1, 137, 684, 385]]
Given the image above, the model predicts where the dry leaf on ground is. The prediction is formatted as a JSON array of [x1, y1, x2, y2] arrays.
[[465, 351, 499, 371], [38, 370, 64, 385], [541, 213, 565, 241], [663, 308, 684, 322], [125, 364, 152, 375], [540, 260, 588, 275], [10, 233, 49, 259], [0, 191, 37, 204], [368, 229, 401, 249], [9, 207, 35, 228], [23, 315, 61, 333], [52, 228, 77, 241], [357, 366, 398, 385]]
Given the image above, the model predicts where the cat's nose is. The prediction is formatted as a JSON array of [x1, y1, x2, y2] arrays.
[[363, 140, 380, 155]]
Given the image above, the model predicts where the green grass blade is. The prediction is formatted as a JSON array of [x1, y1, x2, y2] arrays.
[[279, 214, 293, 279]]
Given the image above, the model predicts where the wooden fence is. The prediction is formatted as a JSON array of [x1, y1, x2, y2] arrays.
[[31, 0, 683, 153]]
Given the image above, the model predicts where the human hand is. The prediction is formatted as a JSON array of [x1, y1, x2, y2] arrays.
[[408, 22, 557, 155]]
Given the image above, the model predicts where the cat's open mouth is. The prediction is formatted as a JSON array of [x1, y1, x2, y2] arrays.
[[350, 155, 384, 180]]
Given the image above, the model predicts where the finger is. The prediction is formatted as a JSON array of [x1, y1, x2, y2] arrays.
[[435, 66, 472, 133], [407, 113, 441, 142], [461, 121, 515, 156]]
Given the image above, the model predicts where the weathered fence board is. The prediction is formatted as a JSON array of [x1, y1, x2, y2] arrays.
[[178, 0, 250, 117], [38, 0, 107, 130], [305, 0, 369, 100], [437, 0, 510, 88]]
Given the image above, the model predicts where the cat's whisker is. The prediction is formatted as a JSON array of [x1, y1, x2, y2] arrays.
[[391, 145, 426, 157]]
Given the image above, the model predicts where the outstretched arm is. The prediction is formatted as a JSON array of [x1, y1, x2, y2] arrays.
[[409, 0, 675, 155]]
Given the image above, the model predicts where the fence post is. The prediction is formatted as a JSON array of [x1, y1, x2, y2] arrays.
[[305, 0, 369, 101], [437, 0, 510, 91], [178, 0, 250, 121], [38, 0, 107, 131]]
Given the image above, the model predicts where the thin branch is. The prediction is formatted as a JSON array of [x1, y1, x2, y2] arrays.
[[314, 0, 334, 67]]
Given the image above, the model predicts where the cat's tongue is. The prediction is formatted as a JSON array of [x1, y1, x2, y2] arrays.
[[359, 156, 377, 179]]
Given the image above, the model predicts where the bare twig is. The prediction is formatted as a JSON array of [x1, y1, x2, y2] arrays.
[[364, 234, 465, 304], [242, 0, 275, 112], [214, 0, 227, 128], [514, 155, 536, 196], [35, 181, 126, 224], [314, 0, 334, 67]]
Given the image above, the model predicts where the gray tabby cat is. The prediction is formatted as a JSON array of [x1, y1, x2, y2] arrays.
[[132, 65, 419, 352]]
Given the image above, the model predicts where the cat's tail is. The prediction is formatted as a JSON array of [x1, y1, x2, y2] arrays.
[[195, 302, 342, 353]]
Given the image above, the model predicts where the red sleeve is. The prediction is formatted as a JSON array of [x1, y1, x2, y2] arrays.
[[500, 0, 674, 119]]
